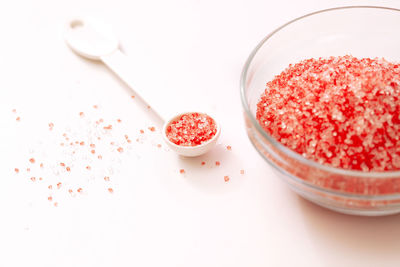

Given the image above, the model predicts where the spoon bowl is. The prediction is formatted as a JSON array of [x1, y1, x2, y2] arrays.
[[162, 112, 221, 157]]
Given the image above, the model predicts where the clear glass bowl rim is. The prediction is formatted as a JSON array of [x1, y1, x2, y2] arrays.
[[240, 5, 400, 179]]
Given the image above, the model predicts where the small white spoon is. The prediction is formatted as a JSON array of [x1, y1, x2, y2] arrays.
[[64, 17, 220, 157]]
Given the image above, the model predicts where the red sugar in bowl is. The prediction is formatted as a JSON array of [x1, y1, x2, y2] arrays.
[[240, 6, 400, 216], [256, 56, 400, 172]]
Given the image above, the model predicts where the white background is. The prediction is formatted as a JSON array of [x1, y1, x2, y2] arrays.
[[1, 0, 400, 266]]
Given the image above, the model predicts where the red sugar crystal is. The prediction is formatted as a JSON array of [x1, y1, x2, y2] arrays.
[[224, 176, 229, 182], [148, 126, 156, 132], [140, 129, 144, 134], [215, 161, 220, 166], [256, 56, 400, 171], [79, 112, 84, 117], [166, 113, 217, 146], [179, 169, 185, 174], [16, 117, 20, 121], [117, 147, 123, 153], [226, 145, 232, 151], [48, 196, 52, 201], [104, 176, 110, 181], [29, 158, 35, 164], [14, 168, 19, 173], [77, 188, 83, 193], [108, 188, 114, 193], [30, 177, 36, 182], [103, 125, 112, 130], [240, 169, 245, 175], [201, 161, 206, 166]]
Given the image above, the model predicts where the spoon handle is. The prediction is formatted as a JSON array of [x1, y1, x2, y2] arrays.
[[100, 50, 166, 122]]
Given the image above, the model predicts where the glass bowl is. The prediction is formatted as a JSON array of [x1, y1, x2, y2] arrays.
[[240, 6, 400, 216]]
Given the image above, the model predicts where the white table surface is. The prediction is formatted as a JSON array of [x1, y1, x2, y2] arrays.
[[1, 0, 400, 266]]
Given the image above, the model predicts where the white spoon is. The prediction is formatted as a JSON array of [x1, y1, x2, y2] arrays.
[[64, 17, 220, 157]]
